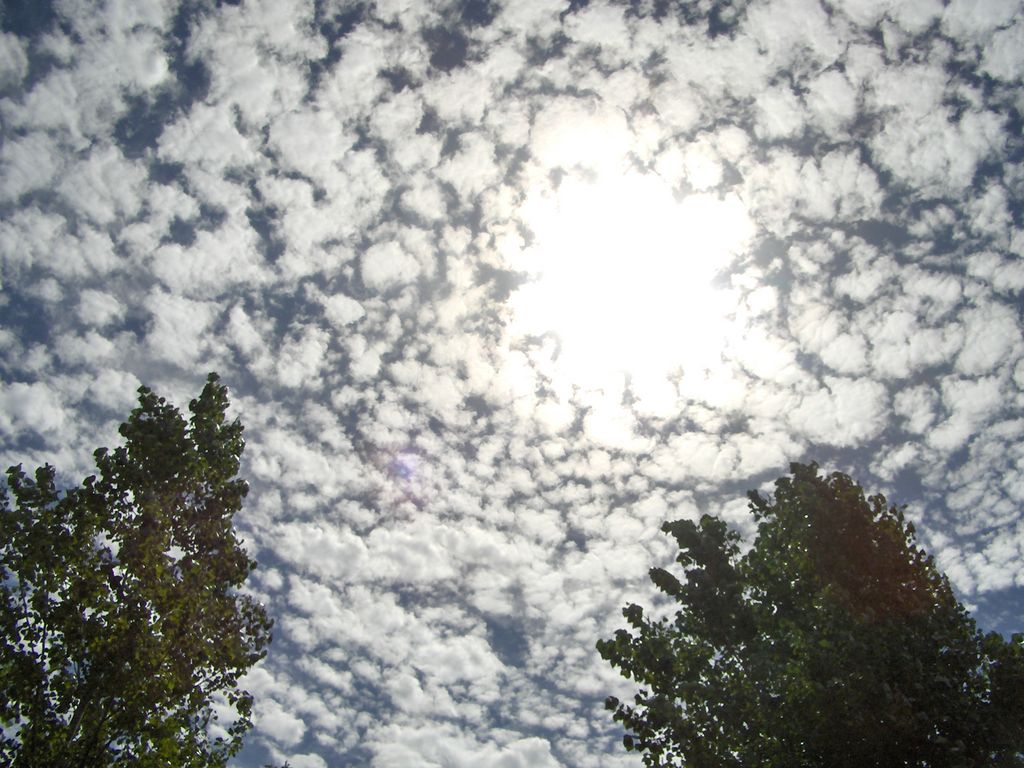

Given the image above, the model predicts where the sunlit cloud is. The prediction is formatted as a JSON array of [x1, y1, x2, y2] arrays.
[[509, 162, 753, 410]]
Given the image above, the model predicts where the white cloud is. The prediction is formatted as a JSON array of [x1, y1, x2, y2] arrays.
[[370, 89, 425, 144], [151, 219, 269, 298], [185, 0, 320, 126], [315, 24, 392, 115], [834, 0, 891, 27], [362, 241, 423, 293], [437, 131, 501, 199], [158, 103, 259, 173], [0, 31, 28, 89], [864, 309, 965, 380], [256, 698, 306, 747], [423, 68, 492, 126], [730, 325, 803, 385], [787, 376, 889, 447], [833, 246, 895, 304], [86, 369, 142, 412], [804, 150, 883, 220], [587, 66, 648, 114], [400, 173, 448, 221], [320, 293, 365, 328], [754, 85, 804, 140], [366, 723, 561, 768], [967, 252, 1024, 295], [97, 27, 169, 92], [495, 0, 564, 40], [274, 326, 331, 389], [0, 133, 62, 202], [258, 179, 359, 279], [269, 108, 356, 182], [954, 303, 1023, 376], [0, 381, 67, 438], [282, 755, 326, 768], [894, 385, 939, 435], [274, 521, 367, 580], [577, 387, 651, 453], [743, 0, 843, 67], [54, 330, 118, 367], [968, 183, 1012, 242], [787, 294, 867, 375], [564, 2, 632, 64], [744, 150, 881, 234], [901, 266, 962, 320], [805, 69, 858, 133], [929, 376, 1004, 452], [529, 97, 632, 174], [664, 31, 767, 102], [981, 20, 1024, 81], [145, 290, 217, 369], [58, 0, 173, 38], [942, 0, 1021, 40], [649, 80, 701, 135], [648, 431, 742, 485], [226, 304, 270, 360], [890, 0, 944, 33], [871, 108, 1004, 194]]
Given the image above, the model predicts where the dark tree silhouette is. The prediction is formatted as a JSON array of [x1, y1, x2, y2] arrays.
[[1, 374, 272, 767], [598, 462, 1024, 767]]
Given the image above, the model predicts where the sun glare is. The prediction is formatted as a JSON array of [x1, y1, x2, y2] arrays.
[[509, 165, 753, 411]]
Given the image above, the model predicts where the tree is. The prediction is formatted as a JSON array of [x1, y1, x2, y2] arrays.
[[1, 374, 273, 767], [597, 462, 1024, 767]]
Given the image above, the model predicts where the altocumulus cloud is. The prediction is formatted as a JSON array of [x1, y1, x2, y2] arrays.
[[1, 0, 1023, 765]]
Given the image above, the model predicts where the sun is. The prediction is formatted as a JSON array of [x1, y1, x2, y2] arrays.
[[507, 162, 753, 412]]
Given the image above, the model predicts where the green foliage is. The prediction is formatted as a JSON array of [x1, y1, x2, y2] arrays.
[[597, 462, 1024, 767], [1, 374, 273, 767]]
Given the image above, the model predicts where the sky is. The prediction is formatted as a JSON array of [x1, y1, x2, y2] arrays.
[[1, 0, 1023, 764]]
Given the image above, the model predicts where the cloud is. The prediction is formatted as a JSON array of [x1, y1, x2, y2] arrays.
[[319, 292, 366, 328], [754, 85, 805, 140], [967, 252, 1024, 295], [0, 133, 62, 202], [529, 97, 632, 174], [151, 219, 269, 299], [0, 381, 67, 439], [366, 724, 560, 768], [269, 108, 356, 182], [744, 0, 843, 67], [86, 369, 142, 413], [787, 377, 889, 448], [145, 289, 217, 369], [864, 309, 964, 380], [928, 376, 1004, 453], [981, 20, 1024, 81], [3, 0, 1024, 765], [361, 241, 423, 293], [954, 303, 1023, 376], [274, 522, 367, 580], [805, 70, 858, 132], [872, 108, 1004, 195], [563, 3, 632, 63], [437, 132, 501, 199], [77, 289, 126, 327], [787, 292, 868, 375], [158, 103, 259, 172], [256, 698, 306, 747], [893, 385, 939, 435], [942, 0, 1021, 40], [0, 31, 29, 89]]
